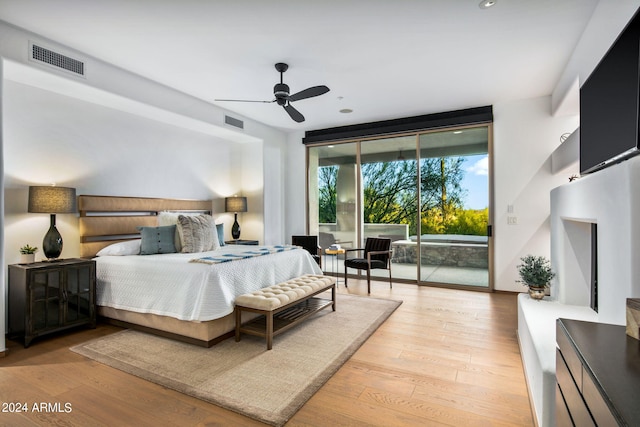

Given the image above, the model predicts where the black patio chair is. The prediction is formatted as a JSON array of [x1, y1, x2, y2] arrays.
[[344, 237, 392, 294]]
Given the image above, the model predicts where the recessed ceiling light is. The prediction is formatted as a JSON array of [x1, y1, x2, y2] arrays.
[[453, 131, 463, 134], [479, 0, 497, 9], [328, 145, 335, 148], [340, 108, 353, 114]]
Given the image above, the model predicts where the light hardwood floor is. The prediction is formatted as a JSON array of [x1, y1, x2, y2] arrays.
[[0, 279, 533, 426]]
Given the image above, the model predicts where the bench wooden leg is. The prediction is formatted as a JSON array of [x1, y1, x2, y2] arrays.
[[235, 307, 241, 342], [332, 283, 336, 311], [266, 312, 273, 350]]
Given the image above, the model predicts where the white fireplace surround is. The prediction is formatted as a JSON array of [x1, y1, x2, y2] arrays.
[[519, 155, 640, 426], [551, 154, 640, 321]]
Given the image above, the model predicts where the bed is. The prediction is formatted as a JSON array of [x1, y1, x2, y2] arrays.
[[79, 195, 322, 347]]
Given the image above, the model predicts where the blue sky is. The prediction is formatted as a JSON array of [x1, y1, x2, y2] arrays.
[[461, 154, 489, 210]]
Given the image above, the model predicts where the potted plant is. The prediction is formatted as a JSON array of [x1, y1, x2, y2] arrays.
[[19, 244, 38, 264], [517, 255, 555, 300]]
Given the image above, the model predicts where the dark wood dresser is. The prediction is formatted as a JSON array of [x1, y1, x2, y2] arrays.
[[556, 318, 640, 426], [7, 258, 96, 347]]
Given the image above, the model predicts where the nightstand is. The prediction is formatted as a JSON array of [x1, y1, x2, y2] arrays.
[[225, 239, 259, 245], [7, 258, 96, 347]]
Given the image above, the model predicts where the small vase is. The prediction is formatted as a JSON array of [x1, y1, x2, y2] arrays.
[[20, 253, 35, 264], [528, 286, 546, 300]]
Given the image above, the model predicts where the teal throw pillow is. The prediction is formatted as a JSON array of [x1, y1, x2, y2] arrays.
[[137, 225, 177, 255], [216, 223, 225, 247]]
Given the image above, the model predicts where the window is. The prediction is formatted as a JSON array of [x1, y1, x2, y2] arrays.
[[307, 124, 492, 289]]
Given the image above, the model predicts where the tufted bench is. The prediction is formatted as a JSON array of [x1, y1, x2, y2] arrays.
[[235, 274, 336, 349]]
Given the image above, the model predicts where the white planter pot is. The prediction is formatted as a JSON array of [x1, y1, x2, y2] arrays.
[[20, 253, 35, 264]]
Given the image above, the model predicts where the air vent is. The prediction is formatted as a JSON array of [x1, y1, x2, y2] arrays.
[[224, 115, 244, 130], [30, 43, 85, 76]]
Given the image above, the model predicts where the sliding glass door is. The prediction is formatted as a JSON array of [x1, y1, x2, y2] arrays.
[[307, 125, 492, 289], [418, 127, 490, 287], [308, 142, 358, 274], [359, 136, 418, 281]]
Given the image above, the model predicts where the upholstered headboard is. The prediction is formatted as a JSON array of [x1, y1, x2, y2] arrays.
[[78, 195, 212, 257]]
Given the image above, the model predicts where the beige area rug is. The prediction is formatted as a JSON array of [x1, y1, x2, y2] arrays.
[[71, 294, 402, 426]]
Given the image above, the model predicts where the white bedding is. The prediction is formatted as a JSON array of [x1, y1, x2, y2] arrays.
[[94, 245, 323, 322]]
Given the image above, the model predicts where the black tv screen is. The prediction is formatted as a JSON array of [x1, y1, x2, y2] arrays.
[[580, 9, 640, 175]]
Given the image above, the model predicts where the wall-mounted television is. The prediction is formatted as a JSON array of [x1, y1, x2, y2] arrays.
[[580, 8, 640, 175]]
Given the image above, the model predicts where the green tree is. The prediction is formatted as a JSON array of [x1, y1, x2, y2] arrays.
[[422, 207, 488, 236], [419, 157, 466, 217], [362, 160, 417, 225], [317, 156, 482, 236], [318, 165, 337, 223], [446, 207, 489, 235]]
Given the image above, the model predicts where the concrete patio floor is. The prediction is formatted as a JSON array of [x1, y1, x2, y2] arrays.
[[322, 255, 489, 288]]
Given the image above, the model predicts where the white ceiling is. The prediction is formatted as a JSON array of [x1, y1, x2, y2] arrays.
[[0, 0, 599, 133]]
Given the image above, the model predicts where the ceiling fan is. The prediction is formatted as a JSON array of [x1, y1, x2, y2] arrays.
[[215, 63, 330, 123]]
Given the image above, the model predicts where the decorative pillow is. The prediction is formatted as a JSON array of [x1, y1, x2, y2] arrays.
[[177, 214, 220, 253], [158, 211, 201, 252], [96, 239, 141, 256], [137, 225, 177, 255], [216, 223, 225, 247]]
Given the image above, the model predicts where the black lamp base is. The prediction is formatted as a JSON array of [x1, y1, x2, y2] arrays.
[[43, 214, 63, 260], [231, 213, 241, 240]]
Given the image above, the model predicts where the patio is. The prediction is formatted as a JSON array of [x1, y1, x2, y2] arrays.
[[322, 255, 489, 288], [319, 231, 489, 288]]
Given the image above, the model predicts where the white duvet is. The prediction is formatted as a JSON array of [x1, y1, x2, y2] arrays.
[[94, 245, 323, 322]]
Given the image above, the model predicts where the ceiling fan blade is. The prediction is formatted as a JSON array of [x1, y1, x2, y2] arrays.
[[283, 103, 305, 123], [214, 99, 274, 103], [288, 85, 330, 102]]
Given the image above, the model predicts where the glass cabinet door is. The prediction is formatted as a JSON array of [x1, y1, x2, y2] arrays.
[[30, 269, 62, 332], [65, 264, 93, 323]]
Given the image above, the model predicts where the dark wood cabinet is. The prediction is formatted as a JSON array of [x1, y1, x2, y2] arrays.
[[556, 318, 640, 426], [8, 258, 96, 347]]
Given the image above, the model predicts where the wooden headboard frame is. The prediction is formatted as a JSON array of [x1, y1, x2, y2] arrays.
[[78, 195, 212, 257]]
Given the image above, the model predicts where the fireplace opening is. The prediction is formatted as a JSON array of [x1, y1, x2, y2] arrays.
[[591, 223, 598, 312]]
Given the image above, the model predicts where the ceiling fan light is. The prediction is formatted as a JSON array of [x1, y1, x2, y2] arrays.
[[274, 82, 289, 97]]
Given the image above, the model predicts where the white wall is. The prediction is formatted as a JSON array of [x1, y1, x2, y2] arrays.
[[3, 80, 247, 263], [252, 123, 291, 245], [284, 131, 308, 242], [493, 96, 579, 292], [552, 0, 640, 115]]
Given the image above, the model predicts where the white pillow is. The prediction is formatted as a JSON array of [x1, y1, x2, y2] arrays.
[[96, 239, 141, 256]]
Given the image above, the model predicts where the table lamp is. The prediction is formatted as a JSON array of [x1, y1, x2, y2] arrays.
[[28, 186, 77, 260], [225, 196, 247, 240]]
